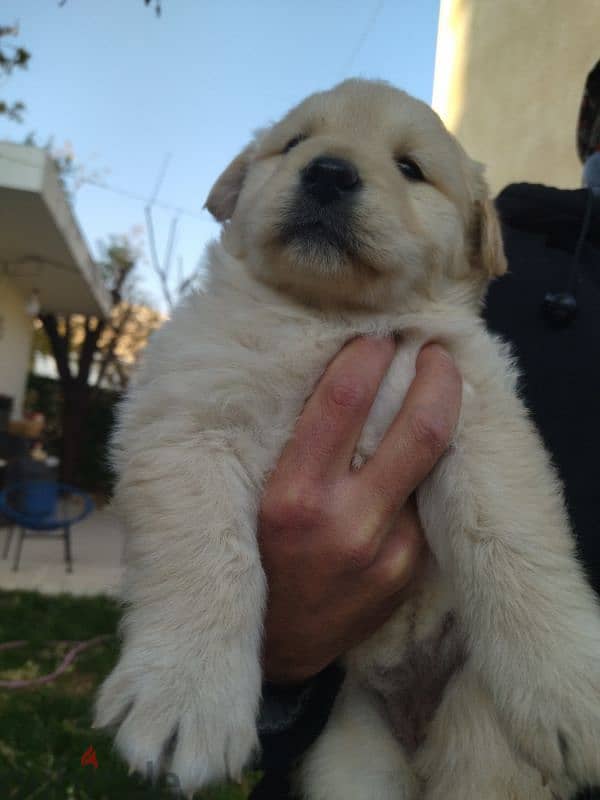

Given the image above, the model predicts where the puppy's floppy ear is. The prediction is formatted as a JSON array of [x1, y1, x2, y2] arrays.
[[468, 163, 507, 278], [471, 196, 507, 278], [204, 143, 254, 222]]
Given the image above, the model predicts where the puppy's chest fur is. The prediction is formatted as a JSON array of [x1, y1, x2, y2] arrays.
[[346, 556, 466, 755], [373, 609, 465, 754]]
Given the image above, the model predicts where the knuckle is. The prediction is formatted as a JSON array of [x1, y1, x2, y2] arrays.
[[324, 375, 366, 413], [259, 491, 287, 531], [374, 555, 402, 590], [409, 407, 452, 458], [378, 543, 417, 590], [370, 482, 398, 515], [261, 482, 327, 531], [342, 534, 379, 572]]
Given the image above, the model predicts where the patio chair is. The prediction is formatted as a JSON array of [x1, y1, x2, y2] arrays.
[[0, 482, 93, 572]]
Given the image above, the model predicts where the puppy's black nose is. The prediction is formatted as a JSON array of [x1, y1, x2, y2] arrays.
[[301, 156, 360, 203]]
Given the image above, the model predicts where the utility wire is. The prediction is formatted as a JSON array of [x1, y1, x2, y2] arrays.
[[84, 178, 208, 222], [0, 151, 211, 222], [340, 0, 386, 78]]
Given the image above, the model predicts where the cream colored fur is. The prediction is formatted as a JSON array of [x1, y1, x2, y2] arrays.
[[95, 80, 600, 798]]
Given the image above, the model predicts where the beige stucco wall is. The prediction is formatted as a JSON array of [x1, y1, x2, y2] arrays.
[[0, 276, 33, 419], [433, 0, 600, 195]]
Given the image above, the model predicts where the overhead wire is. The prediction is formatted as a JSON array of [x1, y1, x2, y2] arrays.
[[340, 0, 386, 78], [0, 151, 211, 222]]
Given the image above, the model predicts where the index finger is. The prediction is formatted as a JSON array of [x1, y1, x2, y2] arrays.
[[276, 336, 396, 482]]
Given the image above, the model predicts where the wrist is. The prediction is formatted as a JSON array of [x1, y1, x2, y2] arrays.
[[264, 653, 334, 686]]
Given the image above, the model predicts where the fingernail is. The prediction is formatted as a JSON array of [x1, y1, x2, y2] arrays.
[[422, 342, 452, 359]]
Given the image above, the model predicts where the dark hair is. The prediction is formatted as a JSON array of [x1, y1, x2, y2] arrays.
[[577, 59, 600, 162]]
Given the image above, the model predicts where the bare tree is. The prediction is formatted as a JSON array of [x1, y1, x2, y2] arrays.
[[144, 155, 203, 312], [39, 238, 162, 482]]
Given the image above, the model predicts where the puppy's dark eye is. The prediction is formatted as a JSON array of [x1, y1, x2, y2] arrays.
[[396, 157, 426, 182], [282, 134, 307, 154]]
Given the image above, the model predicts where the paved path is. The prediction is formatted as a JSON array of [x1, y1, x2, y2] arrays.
[[0, 507, 125, 596]]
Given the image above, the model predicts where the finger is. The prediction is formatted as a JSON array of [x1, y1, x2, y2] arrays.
[[361, 344, 462, 511], [277, 336, 396, 480]]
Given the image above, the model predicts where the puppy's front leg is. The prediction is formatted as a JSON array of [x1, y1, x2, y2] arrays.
[[417, 666, 563, 799], [418, 383, 600, 791], [94, 439, 265, 795]]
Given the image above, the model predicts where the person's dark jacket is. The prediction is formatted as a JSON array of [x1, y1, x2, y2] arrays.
[[250, 183, 600, 800]]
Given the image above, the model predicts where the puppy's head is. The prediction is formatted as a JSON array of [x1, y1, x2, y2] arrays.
[[206, 79, 506, 311]]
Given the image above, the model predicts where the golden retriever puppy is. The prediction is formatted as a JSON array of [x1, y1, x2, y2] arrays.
[[95, 80, 600, 799]]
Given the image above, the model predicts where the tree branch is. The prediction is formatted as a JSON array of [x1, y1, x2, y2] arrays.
[[77, 316, 105, 386], [145, 205, 174, 311], [95, 305, 133, 388]]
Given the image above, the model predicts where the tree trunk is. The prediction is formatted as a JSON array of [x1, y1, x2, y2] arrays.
[[60, 381, 91, 484], [40, 313, 104, 486]]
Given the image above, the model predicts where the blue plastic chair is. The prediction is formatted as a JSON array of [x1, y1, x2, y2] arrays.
[[0, 482, 94, 572]]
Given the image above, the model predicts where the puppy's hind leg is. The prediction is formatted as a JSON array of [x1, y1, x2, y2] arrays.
[[297, 677, 419, 800]]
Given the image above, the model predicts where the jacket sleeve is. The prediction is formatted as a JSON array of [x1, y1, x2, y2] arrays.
[[256, 662, 345, 772]]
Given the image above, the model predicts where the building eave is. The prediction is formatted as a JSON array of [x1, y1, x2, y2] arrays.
[[0, 142, 111, 317]]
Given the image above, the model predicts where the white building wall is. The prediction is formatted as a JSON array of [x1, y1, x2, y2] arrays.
[[432, 0, 600, 194], [0, 276, 33, 419]]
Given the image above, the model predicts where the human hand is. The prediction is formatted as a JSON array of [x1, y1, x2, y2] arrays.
[[258, 338, 462, 683]]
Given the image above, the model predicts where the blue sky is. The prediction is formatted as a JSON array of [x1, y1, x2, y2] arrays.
[[1, 0, 440, 310]]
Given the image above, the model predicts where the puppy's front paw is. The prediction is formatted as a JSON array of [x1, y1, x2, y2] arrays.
[[94, 648, 260, 794], [506, 666, 600, 790]]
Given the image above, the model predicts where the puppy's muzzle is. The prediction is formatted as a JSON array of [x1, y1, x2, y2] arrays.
[[300, 156, 361, 205], [276, 155, 362, 255]]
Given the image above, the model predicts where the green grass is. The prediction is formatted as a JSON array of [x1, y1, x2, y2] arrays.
[[0, 590, 259, 800]]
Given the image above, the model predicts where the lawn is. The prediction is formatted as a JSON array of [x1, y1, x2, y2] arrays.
[[0, 590, 258, 800]]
